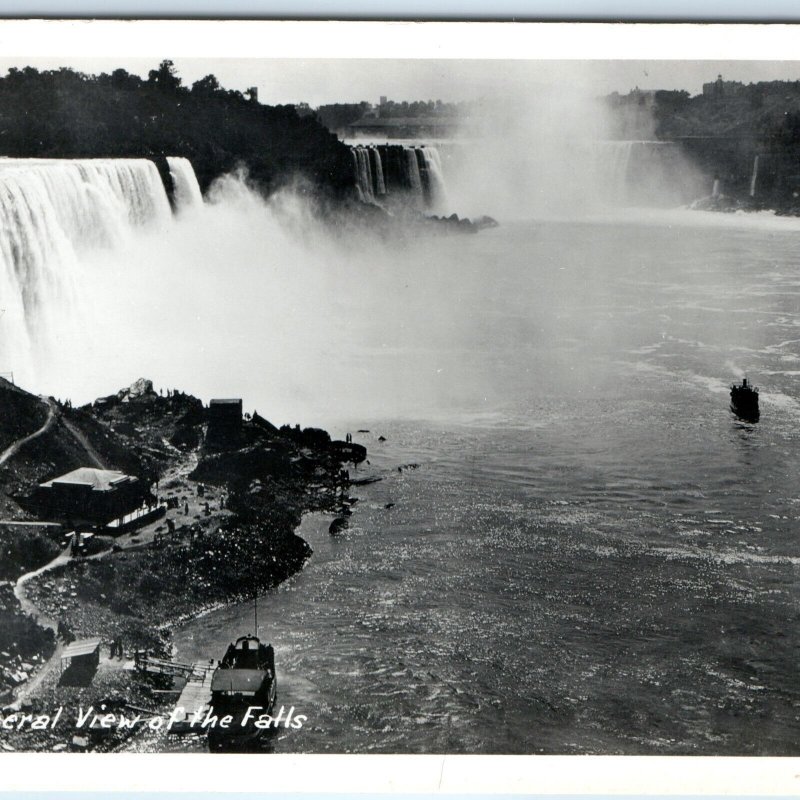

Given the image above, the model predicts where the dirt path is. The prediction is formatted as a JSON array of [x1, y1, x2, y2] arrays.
[[0, 396, 57, 467], [14, 547, 72, 633], [61, 416, 105, 469], [7, 640, 64, 709], [7, 547, 71, 708], [6, 448, 211, 710]]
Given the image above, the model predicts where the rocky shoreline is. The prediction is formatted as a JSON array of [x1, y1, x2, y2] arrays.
[[0, 378, 365, 752]]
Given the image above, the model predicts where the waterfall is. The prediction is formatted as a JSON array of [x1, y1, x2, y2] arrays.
[[420, 147, 448, 209], [0, 158, 171, 243], [167, 156, 203, 211], [404, 147, 423, 195], [363, 149, 375, 200], [0, 157, 186, 383], [350, 144, 449, 210], [590, 140, 699, 207], [351, 149, 365, 202], [370, 147, 386, 196], [351, 147, 375, 203], [595, 141, 635, 204], [361, 148, 375, 202], [749, 155, 760, 198]]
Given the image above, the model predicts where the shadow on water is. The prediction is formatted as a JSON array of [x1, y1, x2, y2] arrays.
[[732, 416, 760, 433]]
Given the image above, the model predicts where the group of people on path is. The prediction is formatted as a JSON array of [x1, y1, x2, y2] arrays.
[[57, 619, 74, 643]]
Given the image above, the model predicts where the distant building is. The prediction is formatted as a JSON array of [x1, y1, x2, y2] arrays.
[[703, 74, 745, 99], [37, 468, 146, 525], [208, 398, 243, 446], [347, 116, 460, 140], [607, 87, 657, 109]]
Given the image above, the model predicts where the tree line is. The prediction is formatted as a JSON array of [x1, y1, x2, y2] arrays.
[[0, 61, 354, 196], [313, 98, 472, 133]]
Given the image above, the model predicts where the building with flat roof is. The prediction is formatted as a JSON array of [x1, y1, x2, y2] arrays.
[[37, 467, 147, 525], [209, 398, 243, 416]]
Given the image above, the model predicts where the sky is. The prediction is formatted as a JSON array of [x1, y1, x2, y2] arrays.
[[2, 56, 800, 106]]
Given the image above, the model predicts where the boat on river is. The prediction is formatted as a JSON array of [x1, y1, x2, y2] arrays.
[[730, 377, 759, 422], [207, 634, 276, 752]]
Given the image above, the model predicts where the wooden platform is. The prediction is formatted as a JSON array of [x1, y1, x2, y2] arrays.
[[133, 652, 196, 678], [169, 661, 215, 734]]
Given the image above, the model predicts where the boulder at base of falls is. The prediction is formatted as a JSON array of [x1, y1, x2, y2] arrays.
[[418, 212, 499, 234]]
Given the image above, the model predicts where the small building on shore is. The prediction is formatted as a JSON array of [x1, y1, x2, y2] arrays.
[[60, 638, 101, 674], [36, 467, 148, 526]]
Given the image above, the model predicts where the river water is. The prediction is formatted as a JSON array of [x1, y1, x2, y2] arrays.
[[169, 212, 800, 755]]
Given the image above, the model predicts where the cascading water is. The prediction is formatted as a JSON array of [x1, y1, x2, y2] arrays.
[[404, 146, 423, 195], [370, 147, 386, 196], [364, 149, 375, 201], [588, 141, 696, 208], [167, 156, 204, 211], [419, 147, 448, 210], [0, 157, 193, 387], [749, 155, 760, 198], [351, 147, 375, 204], [0, 158, 171, 245], [351, 150, 364, 203], [595, 141, 635, 205], [349, 144, 449, 211]]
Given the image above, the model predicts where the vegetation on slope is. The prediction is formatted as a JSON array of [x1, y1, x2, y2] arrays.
[[0, 60, 354, 196]]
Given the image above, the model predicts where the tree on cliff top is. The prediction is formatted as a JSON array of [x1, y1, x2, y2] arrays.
[[192, 73, 221, 96], [147, 59, 182, 93], [0, 62, 354, 197], [652, 80, 800, 143]]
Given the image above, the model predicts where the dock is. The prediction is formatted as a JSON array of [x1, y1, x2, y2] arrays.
[[169, 661, 215, 734], [133, 652, 197, 679]]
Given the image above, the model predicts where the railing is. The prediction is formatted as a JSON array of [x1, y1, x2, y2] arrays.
[[134, 651, 198, 678]]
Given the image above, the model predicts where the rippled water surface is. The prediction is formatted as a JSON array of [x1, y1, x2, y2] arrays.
[[171, 216, 800, 754]]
